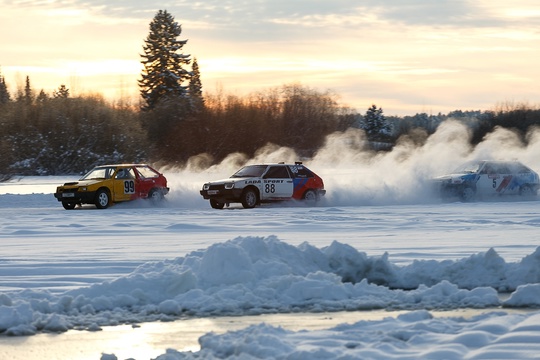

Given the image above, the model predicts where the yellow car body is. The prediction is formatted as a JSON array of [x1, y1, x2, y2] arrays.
[[54, 164, 169, 209]]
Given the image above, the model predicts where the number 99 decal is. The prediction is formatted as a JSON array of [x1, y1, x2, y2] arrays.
[[124, 180, 135, 194]]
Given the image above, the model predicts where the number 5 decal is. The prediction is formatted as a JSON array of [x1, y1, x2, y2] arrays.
[[124, 180, 135, 194]]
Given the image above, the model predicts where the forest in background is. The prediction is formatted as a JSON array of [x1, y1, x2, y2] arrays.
[[1, 77, 539, 179], [2, 8, 540, 179]]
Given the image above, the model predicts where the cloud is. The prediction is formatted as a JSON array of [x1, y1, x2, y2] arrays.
[[2, 0, 540, 115]]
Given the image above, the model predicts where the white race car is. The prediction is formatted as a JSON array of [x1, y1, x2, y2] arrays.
[[200, 162, 326, 209], [433, 160, 539, 201]]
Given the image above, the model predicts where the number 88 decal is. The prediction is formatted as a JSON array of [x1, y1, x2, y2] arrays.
[[124, 180, 135, 194], [265, 183, 276, 193]]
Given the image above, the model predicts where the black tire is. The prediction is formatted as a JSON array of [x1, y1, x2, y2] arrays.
[[149, 188, 164, 204], [303, 189, 317, 204], [95, 189, 111, 209], [62, 202, 76, 210], [520, 185, 536, 198], [460, 186, 476, 202], [241, 188, 258, 209], [210, 199, 225, 209]]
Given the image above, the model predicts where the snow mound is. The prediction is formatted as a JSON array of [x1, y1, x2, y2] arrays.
[[2, 236, 540, 336], [151, 311, 540, 359]]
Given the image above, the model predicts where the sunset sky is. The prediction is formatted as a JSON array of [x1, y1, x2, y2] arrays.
[[2, 0, 539, 115]]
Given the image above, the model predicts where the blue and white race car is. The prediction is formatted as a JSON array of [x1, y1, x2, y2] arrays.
[[433, 160, 539, 201]]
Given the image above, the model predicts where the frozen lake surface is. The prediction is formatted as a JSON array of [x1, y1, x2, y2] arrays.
[[1, 171, 540, 359]]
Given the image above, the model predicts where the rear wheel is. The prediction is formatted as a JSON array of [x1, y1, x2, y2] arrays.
[[95, 189, 111, 209], [241, 188, 258, 209], [210, 199, 225, 209], [62, 202, 76, 210], [303, 189, 317, 205], [149, 189, 164, 204]]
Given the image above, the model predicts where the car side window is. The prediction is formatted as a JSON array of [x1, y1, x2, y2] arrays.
[[510, 163, 530, 174], [116, 168, 134, 179], [136, 166, 159, 179], [481, 164, 495, 174], [264, 166, 291, 179], [289, 165, 313, 178], [495, 164, 510, 174], [104, 167, 116, 179]]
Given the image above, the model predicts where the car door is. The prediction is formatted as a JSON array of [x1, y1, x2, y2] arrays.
[[475, 162, 498, 196], [112, 167, 137, 202], [261, 166, 294, 200], [492, 163, 517, 195], [476, 162, 514, 196]]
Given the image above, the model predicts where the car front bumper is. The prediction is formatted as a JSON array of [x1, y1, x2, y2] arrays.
[[54, 190, 96, 204], [200, 188, 244, 203]]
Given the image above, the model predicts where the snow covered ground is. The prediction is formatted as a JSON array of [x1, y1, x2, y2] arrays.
[[2, 122, 540, 359]]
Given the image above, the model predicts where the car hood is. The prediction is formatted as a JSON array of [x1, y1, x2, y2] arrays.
[[432, 173, 476, 183], [205, 177, 253, 185], [61, 179, 104, 187]]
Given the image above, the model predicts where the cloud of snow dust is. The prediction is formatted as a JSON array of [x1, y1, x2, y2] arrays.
[[161, 120, 540, 207]]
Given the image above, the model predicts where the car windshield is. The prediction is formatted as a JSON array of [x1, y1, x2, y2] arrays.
[[453, 161, 482, 174], [80, 167, 115, 180], [231, 165, 268, 178]]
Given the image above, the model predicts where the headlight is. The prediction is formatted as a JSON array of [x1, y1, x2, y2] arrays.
[[80, 187, 88, 191], [203, 184, 210, 190], [224, 182, 235, 190]]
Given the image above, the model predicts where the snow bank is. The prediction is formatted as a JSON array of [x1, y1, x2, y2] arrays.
[[149, 311, 540, 360], [1, 236, 540, 336]]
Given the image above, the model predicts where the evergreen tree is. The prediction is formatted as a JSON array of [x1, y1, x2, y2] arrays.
[[139, 10, 191, 111], [36, 89, 49, 102], [24, 76, 33, 104], [0, 72, 10, 104], [363, 104, 391, 142], [188, 57, 205, 112], [53, 84, 69, 98]]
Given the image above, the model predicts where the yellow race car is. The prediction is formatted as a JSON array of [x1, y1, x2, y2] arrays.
[[54, 164, 169, 209]]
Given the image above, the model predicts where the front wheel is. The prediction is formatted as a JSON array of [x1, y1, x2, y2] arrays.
[[62, 202, 76, 210], [460, 186, 476, 202], [520, 185, 536, 198], [210, 199, 225, 209], [95, 189, 111, 209], [241, 188, 258, 209]]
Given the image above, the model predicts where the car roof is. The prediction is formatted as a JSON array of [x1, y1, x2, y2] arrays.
[[247, 162, 304, 166], [95, 164, 150, 168]]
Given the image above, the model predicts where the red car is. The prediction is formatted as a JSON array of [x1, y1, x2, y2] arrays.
[[54, 164, 169, 209]]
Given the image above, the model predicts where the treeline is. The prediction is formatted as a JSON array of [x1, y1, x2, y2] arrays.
[[150, 84, 350, 164], [0, 86, 147, 177], [1, 80, 540, 178]]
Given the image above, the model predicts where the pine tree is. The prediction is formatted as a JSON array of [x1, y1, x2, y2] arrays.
[[139, 10, 191, 111], [24, 76, 33, 104], [0, 72, 10, 104], [36, 89, 49, 102], [363, 104, 391, 142], [188, 57, 205, 112], [53, 84, 69, 98]]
